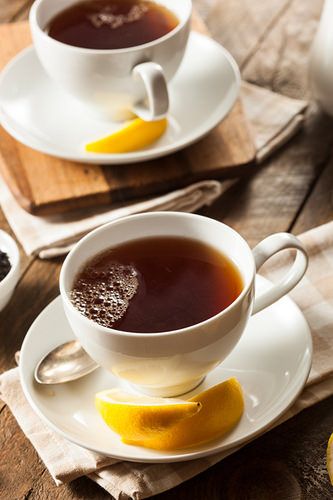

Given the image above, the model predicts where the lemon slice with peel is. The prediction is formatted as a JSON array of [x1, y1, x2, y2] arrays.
[[327, 433, 333, 484], [85, 117, 167, 154], [96, 377, 244, 450], [95, 388, 201, 442], [126, 377, 244, 450]]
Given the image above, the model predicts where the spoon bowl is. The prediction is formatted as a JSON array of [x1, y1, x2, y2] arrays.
[[35, 340, 99, 384]]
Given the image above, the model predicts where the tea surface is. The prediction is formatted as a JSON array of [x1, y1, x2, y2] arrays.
[[70, 237, 243, 333], [46, 0, 179, 49]]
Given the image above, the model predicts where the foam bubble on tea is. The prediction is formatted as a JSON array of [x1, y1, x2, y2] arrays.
[[70, 262, 139, 328]]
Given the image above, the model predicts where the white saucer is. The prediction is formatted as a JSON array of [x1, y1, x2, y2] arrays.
[[0, 32, 239, 165], [20, 276, 312, 463]]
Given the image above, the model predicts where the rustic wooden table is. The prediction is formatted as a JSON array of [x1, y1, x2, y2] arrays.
[[1, 0, 333, 498]]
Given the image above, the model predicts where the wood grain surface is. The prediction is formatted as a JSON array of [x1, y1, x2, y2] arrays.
[[0, 16, 255, 215], [1, 0, 333, 499]]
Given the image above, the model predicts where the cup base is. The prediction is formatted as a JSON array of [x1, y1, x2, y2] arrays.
[[128, 376, 205, 398], [70, 94, 137, 123]]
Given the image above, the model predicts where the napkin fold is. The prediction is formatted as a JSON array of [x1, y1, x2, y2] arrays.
[[1, 220, 333, 499], [0, 82, 307, 258]]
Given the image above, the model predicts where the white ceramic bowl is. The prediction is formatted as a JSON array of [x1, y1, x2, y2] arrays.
[[0, 230, 20, 310]]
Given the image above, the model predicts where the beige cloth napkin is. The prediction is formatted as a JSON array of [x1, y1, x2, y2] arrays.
[[1, 220, 333, 499], [0, 82, 307, 259]]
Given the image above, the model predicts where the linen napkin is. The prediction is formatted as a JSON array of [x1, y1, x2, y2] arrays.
[[0, 82, 307, 259], [1, 220, 333, 499]]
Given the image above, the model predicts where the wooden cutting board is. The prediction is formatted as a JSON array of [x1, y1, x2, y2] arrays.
[[0, 17, 256, 216]]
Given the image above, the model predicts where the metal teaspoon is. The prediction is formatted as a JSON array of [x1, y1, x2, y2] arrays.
[[34, 340, 99, 384]]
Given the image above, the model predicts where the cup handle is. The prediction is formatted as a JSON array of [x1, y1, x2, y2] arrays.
[[132, 62, 169, 121], [252, 233, 308, 315]]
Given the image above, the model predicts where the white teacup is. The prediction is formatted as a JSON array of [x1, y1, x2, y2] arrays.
[[60, 212, 308, 397], [29, 0, 192, 121]]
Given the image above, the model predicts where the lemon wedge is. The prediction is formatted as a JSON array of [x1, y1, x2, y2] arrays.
[[95, 388, 201, 442], [85, 117, 167, 154], [327, 433, 333, 484], [128, 377, 244, 450], [96, 378, 244, 450]]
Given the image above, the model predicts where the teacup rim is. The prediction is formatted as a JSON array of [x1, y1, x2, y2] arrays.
[[59, 212, 256, 338], [30, 0, 192, 55]]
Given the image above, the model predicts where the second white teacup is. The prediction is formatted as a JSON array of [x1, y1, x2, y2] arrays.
[[29, 0, 192, 121], [60, 212, 308, 397]]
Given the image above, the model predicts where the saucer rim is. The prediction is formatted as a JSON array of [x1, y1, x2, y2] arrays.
[[19, 275, 313, 463], [0, 32, 240, 165]]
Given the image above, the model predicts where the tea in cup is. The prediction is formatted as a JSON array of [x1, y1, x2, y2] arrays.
[[60, 212, 308, 397], [69, 235, 244, 333], [46, 0, 179, 50], [29, 0, 192, 120]]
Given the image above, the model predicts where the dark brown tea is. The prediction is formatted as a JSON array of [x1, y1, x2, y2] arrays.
[[70, 237, 243, 333], [46, 0, 179, 50]]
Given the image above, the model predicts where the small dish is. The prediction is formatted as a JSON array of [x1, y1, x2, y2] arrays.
[[0, 32, 240, 164], [0, 230, 20, 310], [19, 276, 312, 462]]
